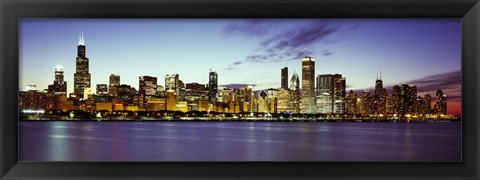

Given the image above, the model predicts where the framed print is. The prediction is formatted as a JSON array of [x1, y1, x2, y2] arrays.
[[1, 0, 479, 179]]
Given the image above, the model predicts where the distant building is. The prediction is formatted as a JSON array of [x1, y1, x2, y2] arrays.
[[109, 74, 120, 98], [346, 90, 358, 114], [423, 94, 432, 114], [146, 97, 166, 111], [47, 66, 67, 95], [277, 89, 290, 113], [316, 74, 345, 114], [400, 84, 417, 115], [139, 76, 157, 104], [165, 74, 180, 99], [289, 71, 300, 113], [301, 57, 315, 113], [281, 67, 288, 89], [359, 90, 372, 115], [208, 71, 218, 104], [186, 83, 206, 91], [25, 84, 37, 91], [73, 33, 91, 98], [435, 90, 447, 114], [118, 84, 133, 104], [373, 72, 387, 114], [96, 84, 108, 95], [166, 88, 176, 111]]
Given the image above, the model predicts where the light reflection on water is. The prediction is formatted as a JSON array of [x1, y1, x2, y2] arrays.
[[20, 121, 461, 161]]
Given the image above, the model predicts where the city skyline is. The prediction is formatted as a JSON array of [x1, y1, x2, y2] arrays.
[[19, 19, 461, 115]]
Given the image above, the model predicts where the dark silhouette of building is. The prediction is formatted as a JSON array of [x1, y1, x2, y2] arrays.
[[73, 33, 91, 98], [281, 67, 288, 89], [435, 90, 447, 114], [208, 71, 218, 104], [373, 71, 387, 114]]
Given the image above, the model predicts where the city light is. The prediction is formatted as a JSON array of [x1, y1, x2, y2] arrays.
[[17, 34, 459, 121]]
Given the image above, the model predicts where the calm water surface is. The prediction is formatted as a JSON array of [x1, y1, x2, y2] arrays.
[[20, 121, 461, 161]]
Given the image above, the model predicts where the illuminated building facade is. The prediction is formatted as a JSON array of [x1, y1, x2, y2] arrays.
[[118, 84, 133, 104], [316, 74, 345, 114], [396, 84, 417, 116], [139, 76, 157, 104], [96, 84, 108, 95], [359, 90, 373, 115], [166, 88, 176, 111], [289, 71, 300, 113], [165, 74, 180, 99], [109, 74, 120, 98], [277, 89, 290, 113], [301, 57, 315, 113], [208, 71, 218, 104], [435, 90, 447, 114], [346, 90, 358, 114], [423, 94, 432, 114], [333, 76, 346, 114], [73, 34, 91, 98]]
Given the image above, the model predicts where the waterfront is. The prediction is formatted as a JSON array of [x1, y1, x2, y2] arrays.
[[20, 121, 461, 161]]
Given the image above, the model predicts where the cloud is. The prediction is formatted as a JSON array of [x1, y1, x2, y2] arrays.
[[352, 70, 461, 102], [405, 70, 461, 101], [224, 20, 346, 66], [223, 20, 280, 38], [232, 61, 242, 65], [322, 49, 334, 56], [220, 83, 257, 89]]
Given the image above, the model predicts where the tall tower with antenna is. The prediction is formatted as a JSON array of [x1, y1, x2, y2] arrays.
[[73, 33, 91, 99]]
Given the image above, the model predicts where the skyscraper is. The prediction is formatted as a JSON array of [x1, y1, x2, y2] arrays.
[[346, 90, 358, 114], [139, 76, 157, 104], [333, 75, 346, 114], [423, 94, 432, 114], [289, 71, 300, 113], [118, 84, 133, 104], [109, 74, 120, 98], [373, 72, 387, 114], [398, 84, 417, 117], [316, 74, 333, 113], [73, 33, 91, 98], [165, 74, 180, 99], [301, 56, 315, 113], [435, 90, 447, 114], [47, 65, 67, 95], [316, 74, 345, 114], [208, 71, 218, 104], [281, 67, 288, 89]]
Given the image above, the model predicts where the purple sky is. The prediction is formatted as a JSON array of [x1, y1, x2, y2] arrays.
[[19, 19, 461, 114]]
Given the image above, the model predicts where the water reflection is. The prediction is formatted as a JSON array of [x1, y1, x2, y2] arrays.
[[20, 121, 461, 161]]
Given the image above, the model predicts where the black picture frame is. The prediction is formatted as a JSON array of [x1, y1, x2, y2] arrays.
[[1, 0, 479, 179]]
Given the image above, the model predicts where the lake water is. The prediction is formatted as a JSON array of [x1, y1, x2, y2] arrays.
[[19, 121, 461, 161]]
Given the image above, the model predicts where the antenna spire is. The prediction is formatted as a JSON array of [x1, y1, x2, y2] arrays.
[[380, 69, 382, 80], [78, 33, 85, 45]]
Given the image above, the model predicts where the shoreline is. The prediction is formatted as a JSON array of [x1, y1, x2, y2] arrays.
[[20, 118, 461, 123]]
